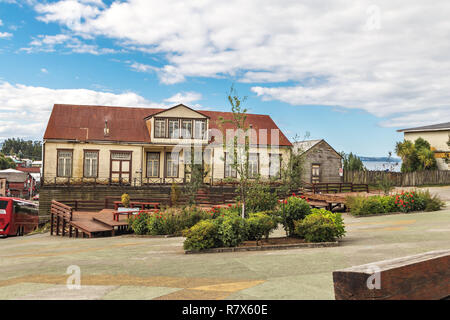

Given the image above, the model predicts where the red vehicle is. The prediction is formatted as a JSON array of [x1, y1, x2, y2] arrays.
[[0, 197, 39, 237]]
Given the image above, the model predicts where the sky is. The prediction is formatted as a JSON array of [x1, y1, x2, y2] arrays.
[[0, 0, 449, 157]]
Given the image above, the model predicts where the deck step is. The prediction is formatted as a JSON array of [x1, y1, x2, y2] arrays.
[[70, 220, 113, 234]]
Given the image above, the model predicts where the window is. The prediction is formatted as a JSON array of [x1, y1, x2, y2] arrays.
[[166, 152, 179, 177], [57, 150, 73, 177], [154, 119, 166, 138], [110, 151, 132, 182], [248, 153, 259, 178], [224, 152, 237, 178], [181, 120, 193, 139], [269, 154, 281, 179], [83, 151, 98, 178], [146, 152, 160, 177], [194, 120, 206, 139], [311, 164, 320, 183], [168, 119, 179, 139]]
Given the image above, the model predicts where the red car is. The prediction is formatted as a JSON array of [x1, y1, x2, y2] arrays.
[[0, 197, 39, 237]]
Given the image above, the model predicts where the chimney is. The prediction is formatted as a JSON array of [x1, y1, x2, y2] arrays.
[[104, 120, 110, 136]]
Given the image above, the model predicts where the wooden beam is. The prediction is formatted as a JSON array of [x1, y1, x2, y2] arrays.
[[333, 250, 450, 300]]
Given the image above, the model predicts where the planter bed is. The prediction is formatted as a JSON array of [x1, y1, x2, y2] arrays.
[[122, 234, 179, 238], [185, 237, 339, 254], [350, 210, 436, 218]]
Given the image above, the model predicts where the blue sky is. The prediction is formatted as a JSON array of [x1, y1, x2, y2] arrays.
[[1, 1, 449, 157]]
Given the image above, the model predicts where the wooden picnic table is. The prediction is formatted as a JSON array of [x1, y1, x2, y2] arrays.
[[130, 202, 160, 210]]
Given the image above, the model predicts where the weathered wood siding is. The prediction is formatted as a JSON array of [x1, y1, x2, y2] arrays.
[[344, 170, 450, 186], [301, 141, 342, 183]]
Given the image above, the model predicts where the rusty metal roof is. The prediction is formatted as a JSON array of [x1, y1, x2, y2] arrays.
[[44, 104, 292, 146]]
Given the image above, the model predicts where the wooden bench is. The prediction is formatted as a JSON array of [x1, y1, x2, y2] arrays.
[[333, 250, 450, 300]]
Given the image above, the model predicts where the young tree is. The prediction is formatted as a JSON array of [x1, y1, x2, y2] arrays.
[[395, 138, 436, 172], [0, 153, 16, 169], [184, 146, 209, 205], [218, 86, 251, 218], [341, 152, 365, 171]]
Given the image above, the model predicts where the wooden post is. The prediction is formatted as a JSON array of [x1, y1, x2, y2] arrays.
[[56, 215, 60, 236], [50, 211, 54, 235]]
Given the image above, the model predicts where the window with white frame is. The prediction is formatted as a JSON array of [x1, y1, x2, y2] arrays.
[[57, 150, 73, 177], [146, 152, 160, 177], [269, 153, 281, 179], [248, 153, 259, 178], [166, 152, 179, 177], [194, 120, 206, 139], [181, 120, 193, 138], [83, 151, 98, 178], [154, 119, 166, 138], [168, 119, 179, 139], [224, 152, 237, 178]]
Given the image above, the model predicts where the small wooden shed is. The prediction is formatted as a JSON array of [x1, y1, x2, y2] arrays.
[[293, 139, 343, 184]]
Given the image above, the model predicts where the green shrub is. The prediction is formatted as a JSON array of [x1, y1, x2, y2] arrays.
[[183, 220, 220, 251], [378, 195, 397, 213], [410, 190, 444, 212], [247, 212, 278, 241], [130, 212, 150, 235], [347, 195, 385, 216], [293, 209, 345, 242], [216, 215, 248, 247], [245, 183, 278, 213], [347, 190, 444, 216], [280, 196, 311, 236]]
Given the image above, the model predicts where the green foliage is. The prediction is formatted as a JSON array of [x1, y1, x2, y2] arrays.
[[183, 220, 220, 251], [121, 193, 130, 208], [218, 85, 250, 218], [347, 190, 444, 215], [341, 152, 365, 171], [247, 212, 278, 241], [416, 190, 445, 211], [216, 214, 249, 247], [131, 212, 150, 235], [377, 175, 395, 195], [347, 195, 392, 215], [396, 138, 437, 172], [0, 153, 16, 170], [245, 182, 278, 213], [280, 196, 311, 236], [1, 138, 42, 160], [129, 206, 212, 236], [294, 209, 345, 242]]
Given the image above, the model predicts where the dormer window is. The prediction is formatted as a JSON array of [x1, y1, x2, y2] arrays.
[[168, 119, 179, 139], [155, 119, 166, 138], [194, 120, 206, 139], [181, 120, 192, 139]]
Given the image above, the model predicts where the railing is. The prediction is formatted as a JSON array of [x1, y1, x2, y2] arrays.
[[303, 182, 369, 194], [50, 200, 73, 237]]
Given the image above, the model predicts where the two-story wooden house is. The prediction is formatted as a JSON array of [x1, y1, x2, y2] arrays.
[[42, 104, 292, 185]]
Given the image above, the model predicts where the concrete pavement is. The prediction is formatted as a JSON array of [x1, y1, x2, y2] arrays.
[[0, 206, 448, 300]]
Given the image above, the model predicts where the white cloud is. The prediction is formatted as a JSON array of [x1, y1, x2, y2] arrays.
[[32, 0, 450, 127], [40, 68, 48, 73], [0, 19, 3, 26], [0, 81, 160, 139], [0, 81, 208, 139], [164, 91, 202, 104], [0, 31, 12, 38], [24, 33, 115, 54]]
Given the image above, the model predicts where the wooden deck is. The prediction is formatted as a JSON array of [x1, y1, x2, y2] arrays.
[[302, 191, 377, 210]]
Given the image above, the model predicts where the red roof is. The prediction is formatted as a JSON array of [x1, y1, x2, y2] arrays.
[[44, 104, 292, 146], [16, 167, 41, 174]]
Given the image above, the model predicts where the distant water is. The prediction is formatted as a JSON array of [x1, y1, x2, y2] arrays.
[[362, 161, 402, 172]]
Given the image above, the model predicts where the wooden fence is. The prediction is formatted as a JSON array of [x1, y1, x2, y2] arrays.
[[344, 170, 450, 187]]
